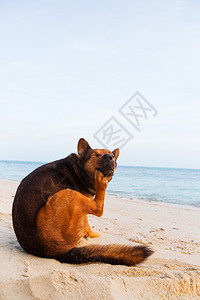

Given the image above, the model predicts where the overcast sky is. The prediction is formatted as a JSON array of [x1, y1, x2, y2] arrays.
[[0, 0, 200, 169]]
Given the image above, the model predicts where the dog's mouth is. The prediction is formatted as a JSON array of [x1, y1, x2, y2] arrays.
[[96, 167, 114, 178]]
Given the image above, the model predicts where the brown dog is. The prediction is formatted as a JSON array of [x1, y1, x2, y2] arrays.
[[12, 138, 153, 265]]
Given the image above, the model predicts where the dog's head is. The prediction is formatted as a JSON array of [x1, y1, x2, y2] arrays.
[[77, 138, 119, 183]]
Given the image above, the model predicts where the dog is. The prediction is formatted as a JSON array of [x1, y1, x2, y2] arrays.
[[12, 138, 153, 265]]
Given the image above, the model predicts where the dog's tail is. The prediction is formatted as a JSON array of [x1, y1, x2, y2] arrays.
[[55, 244, 153, 266]]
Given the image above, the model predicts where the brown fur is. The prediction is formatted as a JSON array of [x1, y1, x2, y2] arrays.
[[12, 138, 153, 266]]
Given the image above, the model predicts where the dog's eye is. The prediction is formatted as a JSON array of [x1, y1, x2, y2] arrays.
[[94, 153, 101, 157]]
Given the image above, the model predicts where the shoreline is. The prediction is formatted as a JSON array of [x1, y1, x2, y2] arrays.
[[0, 178, 19, 183], [1, 178, 200, 211], [107, 193, 200, 211], [1, 179, 200, 299], [107, 192, 200, 211]]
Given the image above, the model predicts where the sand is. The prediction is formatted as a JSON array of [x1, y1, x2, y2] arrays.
[[0, 179, 200, 299]]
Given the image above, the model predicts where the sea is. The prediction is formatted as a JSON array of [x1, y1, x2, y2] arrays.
[[0, 160, 199, 208]]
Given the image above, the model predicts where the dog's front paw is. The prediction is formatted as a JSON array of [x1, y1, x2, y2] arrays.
[[95, 170, 108, 190]]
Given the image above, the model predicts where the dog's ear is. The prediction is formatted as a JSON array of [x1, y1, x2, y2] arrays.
[[112, 148, 119, 160], [78, 138, 91, 157]]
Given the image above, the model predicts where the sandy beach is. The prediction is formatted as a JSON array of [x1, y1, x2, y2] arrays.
[[0, 179, 200, 299]]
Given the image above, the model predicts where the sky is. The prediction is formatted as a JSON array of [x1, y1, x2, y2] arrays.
[[0, 0, 200, 169]]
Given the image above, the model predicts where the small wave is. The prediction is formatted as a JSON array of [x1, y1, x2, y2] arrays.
[[190, 201, 200, 208]]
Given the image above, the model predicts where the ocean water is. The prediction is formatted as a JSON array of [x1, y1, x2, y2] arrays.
[[108, 166, 200, 208], [0, 160, 44, 182], [0, 160, 199, 208]]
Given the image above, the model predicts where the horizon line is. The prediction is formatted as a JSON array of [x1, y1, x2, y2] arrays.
[[0, 159, 199, 172]]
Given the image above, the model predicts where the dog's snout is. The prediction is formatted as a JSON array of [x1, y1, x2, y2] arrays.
[[102, 153, 113, 161]]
